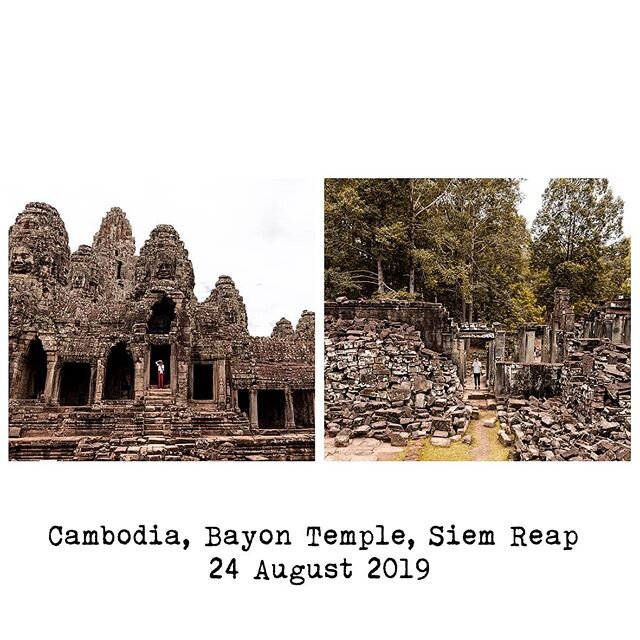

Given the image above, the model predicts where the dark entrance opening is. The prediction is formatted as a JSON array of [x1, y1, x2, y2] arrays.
[[59, 362, 91, 406], [237, 389, 250, 415], [257, 390, 285, 429], [193, 363, 214, 400], [293, 390, 314, 427], [104, 342, 134, 400], [149, 345, 171, 387], [147, 295, 176, 334], [465, 340, 491, 389], [19, 338, 47, 399]]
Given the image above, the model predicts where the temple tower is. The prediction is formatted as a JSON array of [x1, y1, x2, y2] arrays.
[[92, 207, 136, 301]]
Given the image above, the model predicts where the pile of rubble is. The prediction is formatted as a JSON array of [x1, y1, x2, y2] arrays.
[[502, 340, 631, 461], [325, 317, 470, 448]]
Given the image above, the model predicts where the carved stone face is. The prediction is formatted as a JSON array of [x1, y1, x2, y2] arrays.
[[10, 245, 34, 274], [71, 272, 85, 289], [155, 260, 175, 279]]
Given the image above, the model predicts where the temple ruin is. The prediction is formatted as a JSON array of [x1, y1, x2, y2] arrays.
[[325, 290, 630, 461], [9, 202, 315, 461]]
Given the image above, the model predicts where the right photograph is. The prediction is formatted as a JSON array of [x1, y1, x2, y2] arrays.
[[324, 178, 631, 462]]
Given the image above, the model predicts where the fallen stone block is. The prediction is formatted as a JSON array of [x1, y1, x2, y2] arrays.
[[389, 431, 410, 447]]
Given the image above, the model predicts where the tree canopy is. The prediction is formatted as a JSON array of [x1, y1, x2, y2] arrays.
[[325, 178, 628, 327], [530, 178, 627, 315]]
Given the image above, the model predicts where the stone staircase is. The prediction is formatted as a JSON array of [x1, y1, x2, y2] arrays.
[[143, 387, 175, 437], [464, 388, 497, 411]]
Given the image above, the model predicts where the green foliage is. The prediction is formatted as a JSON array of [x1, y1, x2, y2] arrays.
[[531, 179, 626, 312], [325, 178, 628, 325], [503, 282, 545, 329]]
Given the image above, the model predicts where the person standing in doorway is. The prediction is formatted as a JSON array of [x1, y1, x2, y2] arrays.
[[472, 356, 482, 389], [155, 359, 165, 389]]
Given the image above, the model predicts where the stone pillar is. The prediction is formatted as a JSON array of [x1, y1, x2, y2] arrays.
[[215, 360, 227, 408], [486, 340, 496, 388], [170, 344, 178, 393], [43, 352, 58, 405], [541, 326, 551, 363], [284, 387, 295, 429], [134, 355, 146, 399], [455, 338, 466, 383], [494, 362, 506, 397], [94, 358, 105, 402], [495, 329, 506, 361], [9, 354, 23, 399], [524, 329, 536, 363], [249, 388, 259, 429], [612, 316, 622, 344], [232, 387, 238, 409], [89, 362, 97, 404], [623, 316, 631, 345]]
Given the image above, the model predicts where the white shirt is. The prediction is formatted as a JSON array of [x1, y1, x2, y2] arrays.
[[472, 361, 482, 374], [156, 362, 165, 374]]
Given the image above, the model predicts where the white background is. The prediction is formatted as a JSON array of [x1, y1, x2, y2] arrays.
[[1, 1, 638, 639]]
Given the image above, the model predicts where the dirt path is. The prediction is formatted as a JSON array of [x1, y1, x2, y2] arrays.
[[468, 408, 504, 461]]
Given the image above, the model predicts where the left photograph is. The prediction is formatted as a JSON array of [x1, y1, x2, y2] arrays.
[[8, 181, 316, 461]]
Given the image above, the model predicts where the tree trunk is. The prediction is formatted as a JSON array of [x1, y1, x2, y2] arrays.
[[377, 258, 384, 293], [409, 180, 416, 293]]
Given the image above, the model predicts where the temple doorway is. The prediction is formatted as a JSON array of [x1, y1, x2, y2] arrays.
[[293, 390, 314, 427], [149, 345, 171, 387], [19, 337, 47, 399], [59, 362, 91, 405], [192, 363, 214, 400], [104, 342, 134, 400], [237, 389, 250, 415], [257, 390, 285, 428]]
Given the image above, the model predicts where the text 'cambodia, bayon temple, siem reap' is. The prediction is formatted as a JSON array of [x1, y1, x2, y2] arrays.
[[9, 202, 315, 461]]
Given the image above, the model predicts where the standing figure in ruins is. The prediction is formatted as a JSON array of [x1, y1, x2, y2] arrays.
[[156, 359, 165, 389], [472, 356, 482, 390]]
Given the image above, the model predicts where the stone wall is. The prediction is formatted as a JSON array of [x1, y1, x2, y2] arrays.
[[494, 362, 563, 398], [325, 299, 456, 353], [325, 316, 469, 448], [9, 433, 314, 461], [582, 297, 631, 345]]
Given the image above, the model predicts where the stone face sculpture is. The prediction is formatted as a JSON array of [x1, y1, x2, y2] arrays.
[[9, 245, 34, 274], [272, 317, 294, 338], [202, 275, 249, 330]]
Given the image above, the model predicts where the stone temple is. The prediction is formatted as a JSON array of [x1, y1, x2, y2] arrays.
[[9, 203, 315, 461]]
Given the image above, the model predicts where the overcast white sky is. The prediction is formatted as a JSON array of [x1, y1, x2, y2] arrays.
[[5, 179, 316, 336], [519, 177, 631, 233]]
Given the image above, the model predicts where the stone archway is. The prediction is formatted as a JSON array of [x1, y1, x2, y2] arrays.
[[455, 324, 497, 390], [18, 337, 47, 399], [147, 295, 176, 334], [104, 342, 134, 400]]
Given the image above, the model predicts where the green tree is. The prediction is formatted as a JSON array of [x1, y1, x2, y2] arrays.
[[324, 179, 407, 298], [531, 178, 625, 314], [413, 178, 528, 323]]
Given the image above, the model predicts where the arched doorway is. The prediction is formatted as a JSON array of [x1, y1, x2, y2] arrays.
[[147, 295, 176, 334], [59, 362, 91, 406], [104, 342, 134, 400], [19, 338, 47, 399]]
